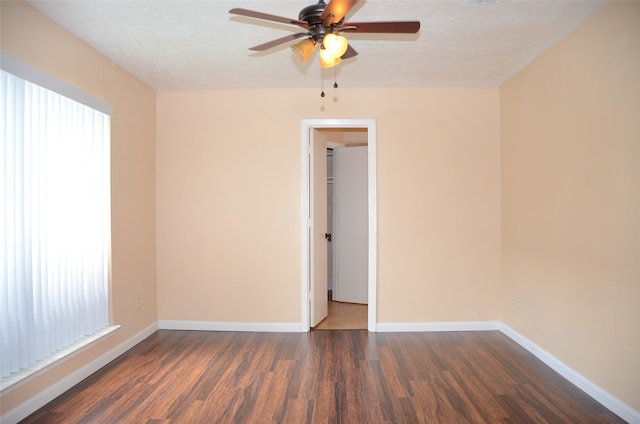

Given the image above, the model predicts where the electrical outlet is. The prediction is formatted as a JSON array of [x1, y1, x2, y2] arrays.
[[136, 296, 141, 310], [516, 296, 521, 309]]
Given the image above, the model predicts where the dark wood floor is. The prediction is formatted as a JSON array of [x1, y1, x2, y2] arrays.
[[22, 330, 625, 423]]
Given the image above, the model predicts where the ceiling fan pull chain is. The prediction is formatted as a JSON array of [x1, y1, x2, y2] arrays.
[[321, 78, 325, 97], [334, 66, 339, 89]]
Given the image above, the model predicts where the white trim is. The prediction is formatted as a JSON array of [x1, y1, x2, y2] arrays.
[[498, 323, 640, 424], [0, 52, 113, 116], [301, 119, 377, 332], [158, 320, 306, 333], [377, 321, 501, 332], [1, 322, 158, 424], [301, 124, 311, 331], [366, 121, 378, 332]]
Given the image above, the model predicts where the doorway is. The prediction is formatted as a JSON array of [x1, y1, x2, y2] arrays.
[[317, 140, 368, 330], [300, 119, 377, 332]]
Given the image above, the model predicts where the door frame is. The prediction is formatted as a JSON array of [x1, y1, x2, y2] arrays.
[[300, 119, 377, 332]]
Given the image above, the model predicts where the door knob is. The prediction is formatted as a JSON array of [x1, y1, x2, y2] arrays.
[[325, 233, 332, 242]]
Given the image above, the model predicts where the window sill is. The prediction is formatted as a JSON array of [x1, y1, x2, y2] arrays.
[[0, 325, 121, 395]]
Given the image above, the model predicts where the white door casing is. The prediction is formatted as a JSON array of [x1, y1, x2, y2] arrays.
[[301, 119, 377, 332]]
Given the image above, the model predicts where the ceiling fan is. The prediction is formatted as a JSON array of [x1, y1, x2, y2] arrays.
[[229, 0, 420, 69]]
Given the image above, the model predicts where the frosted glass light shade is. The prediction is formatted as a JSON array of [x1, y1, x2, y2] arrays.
[[322, 33, 348, 59], [320, 48, 342, 68], [292, 39, 316, 62]]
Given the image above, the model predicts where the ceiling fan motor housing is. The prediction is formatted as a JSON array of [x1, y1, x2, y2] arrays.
[[299, 1, 336, 43], [298, 1, 327, 25]]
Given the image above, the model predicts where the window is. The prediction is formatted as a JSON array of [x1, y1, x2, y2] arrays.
[[1, 55, 114, 389]]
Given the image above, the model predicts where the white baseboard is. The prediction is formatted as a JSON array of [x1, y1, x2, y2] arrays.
[[1, 322, 158, 424], [497, 323, 640, 424], [376, 320, 501, 332], [158, 320, 306, 333]]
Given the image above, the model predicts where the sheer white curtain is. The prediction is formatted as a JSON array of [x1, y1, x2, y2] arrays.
[[1, 69, 111, 380]]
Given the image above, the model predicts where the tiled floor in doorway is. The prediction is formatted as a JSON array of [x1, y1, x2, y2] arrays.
[[313, 301, 367, 330]]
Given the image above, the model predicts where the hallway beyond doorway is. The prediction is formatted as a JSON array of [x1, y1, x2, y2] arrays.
[[313, 301, 367, 330]]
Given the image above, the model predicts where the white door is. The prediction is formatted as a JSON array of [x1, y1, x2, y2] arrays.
[[311, 131, 328, 326], [333, 146, 368, 304]]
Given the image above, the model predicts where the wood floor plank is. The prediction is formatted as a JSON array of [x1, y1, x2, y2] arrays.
[[391, 396, 420, 424], [309, 380, 338, 423], [339, 364, 368, 423], [280, 398, 312, 424], [447, 356, 509, 420], [408, 380, 443, 423], [359, 359, 395, 423], [20, 330, 626, 424], [377, 346, 415, 398]]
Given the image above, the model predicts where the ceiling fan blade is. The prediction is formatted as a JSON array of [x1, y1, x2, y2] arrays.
[[249, 33, 310, 51], [229, 8, 311, 30], [342, 21, 421, 34], [320, 0, 360, 26], [341, 45, 358, 59]]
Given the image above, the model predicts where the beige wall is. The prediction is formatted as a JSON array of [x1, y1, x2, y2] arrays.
[[500, 1, 640, 411], [317, 128, 368, 145], [156, 87, 502, 324], [1, 0, 157, 415]]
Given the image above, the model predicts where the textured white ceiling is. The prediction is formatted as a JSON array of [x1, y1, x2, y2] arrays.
[[28, 0, 608, 91]]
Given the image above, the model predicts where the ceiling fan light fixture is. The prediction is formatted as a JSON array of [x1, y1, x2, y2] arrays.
[[320, 48, 342, 68], [292, 38, 316, 62], [322, 33, 348, 58], [230, 2, 421, 74]]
